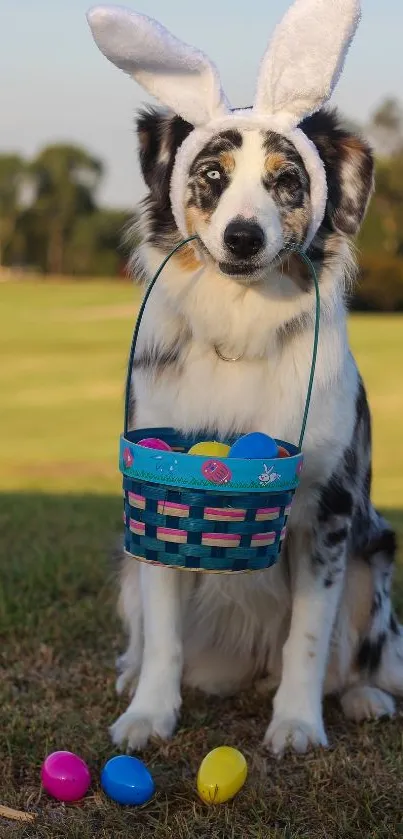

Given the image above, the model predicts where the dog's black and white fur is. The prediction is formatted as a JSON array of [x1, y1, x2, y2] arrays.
[[112, 106, 402, 756]]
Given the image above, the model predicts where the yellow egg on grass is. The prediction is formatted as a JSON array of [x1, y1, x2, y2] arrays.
[[197, 746, 247, 805], [188, 441, 230, 458]]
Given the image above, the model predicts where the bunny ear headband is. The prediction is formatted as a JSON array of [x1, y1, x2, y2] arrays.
[[87, 0, 361, 248]]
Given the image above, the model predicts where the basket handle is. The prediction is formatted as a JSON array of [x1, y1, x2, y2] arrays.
[[124, 237, 320, 450]]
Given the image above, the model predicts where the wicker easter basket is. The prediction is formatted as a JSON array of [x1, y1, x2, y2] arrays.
[[120, 239, 320, 573]]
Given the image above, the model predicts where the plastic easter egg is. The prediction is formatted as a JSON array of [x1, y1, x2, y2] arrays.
[[41, 751, 91, 802], [229, 432, 278, 460], [137, 437, 172, 451], [197, 746, 247, 805], [277, 445, 290, 458], [188, 441, 230, 458], [101, 755, 155, 806]]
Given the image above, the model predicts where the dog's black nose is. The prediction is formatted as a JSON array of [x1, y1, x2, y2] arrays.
[[224, 219, 265, 259]]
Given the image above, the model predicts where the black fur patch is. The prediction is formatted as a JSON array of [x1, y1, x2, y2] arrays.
[[277, 311, 312, 345], [261, 132, 310, 208], [343, 446, 358, 481], [138, 108, 192, 205], [357, 632, 387, 672], [318, 479, 353, 521], [261, 131, 311, 250], [262, 132, 307, 166], [355, 376, 370, 431], [364, 465, 372, 498], [371, 591, 383, 615], [324, 573, 342, 588], [137, 108, 193, 251], [132, 335, 190, 374], [187, 130, 243, 216], [302, 109, 374, 237], [191, 130, 242, 161], [363, 528, 397, 561], [325, 526, 349, 546]]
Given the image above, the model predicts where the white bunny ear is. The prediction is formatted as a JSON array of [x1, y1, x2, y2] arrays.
[[87, 5, 230, 126], [254, 0, 361, 129]]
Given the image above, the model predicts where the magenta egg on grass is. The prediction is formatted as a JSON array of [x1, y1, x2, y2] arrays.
[[41, 751, 91, 802]]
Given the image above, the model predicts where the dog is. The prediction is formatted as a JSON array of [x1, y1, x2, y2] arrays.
[[110, 104, 402, 756]]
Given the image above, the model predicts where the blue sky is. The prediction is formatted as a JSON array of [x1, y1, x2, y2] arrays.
[[1, 0, 401, 207]]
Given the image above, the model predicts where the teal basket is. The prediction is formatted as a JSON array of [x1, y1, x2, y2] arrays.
[[120, 238, 320, 574]]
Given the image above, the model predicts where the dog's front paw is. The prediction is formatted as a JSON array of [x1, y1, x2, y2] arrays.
[[263, 715, 328, 756], [341, 685, 395, 723], [110, 705, 179, 751]]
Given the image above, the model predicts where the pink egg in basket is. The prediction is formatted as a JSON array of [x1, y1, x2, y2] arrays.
[[41, 751, 91, 802], [137, 437, 172, 451]]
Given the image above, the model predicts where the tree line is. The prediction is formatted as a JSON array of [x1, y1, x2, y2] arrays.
[[0, 144, 131, 277], [352, 98, 403, 311], [1, 99, 403, 310]]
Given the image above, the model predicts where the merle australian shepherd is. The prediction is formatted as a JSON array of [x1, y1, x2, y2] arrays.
[[111, 106, 402, 756]]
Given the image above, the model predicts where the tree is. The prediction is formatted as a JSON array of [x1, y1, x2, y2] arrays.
[[368, 98, 403, 158], [64, 209, 132, 276], [360, 99, 403, 258], [0, 154, 26, 268], [30, 144, 103, 274]]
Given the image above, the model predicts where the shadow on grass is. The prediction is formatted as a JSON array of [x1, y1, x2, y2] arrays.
[[0, 492, 122, 645], [1, 493, 403, 838]]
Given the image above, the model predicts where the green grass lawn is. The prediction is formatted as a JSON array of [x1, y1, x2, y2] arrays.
[[1, 281, 402, 838]]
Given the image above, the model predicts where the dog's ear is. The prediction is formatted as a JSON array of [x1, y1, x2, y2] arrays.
[[302, 109, 374, 236], [137, 108, 193, 207]]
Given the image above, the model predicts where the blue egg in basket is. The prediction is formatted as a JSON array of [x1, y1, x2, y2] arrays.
[[229, 432, 278, 459], [101, 755, 155, 806]]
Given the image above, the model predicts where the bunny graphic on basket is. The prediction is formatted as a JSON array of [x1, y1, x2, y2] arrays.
[[86, 0, 402, 760], [258, 464, 281, 486]]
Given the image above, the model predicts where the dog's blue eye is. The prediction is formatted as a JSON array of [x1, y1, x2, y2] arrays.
[[207, 170, 221, 180]]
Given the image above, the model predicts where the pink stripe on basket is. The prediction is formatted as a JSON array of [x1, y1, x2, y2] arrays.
[[280, 527, 287, 541], [129, 519, 145, 536], [204, 507, 246, 522], [202, 532, 241, 548], [157, 500, 190, 518], [157, 526, 187, 544], [284, 504, 292, 517], [251, 531, 276, 547], [128, 492, 146, 510], [255, 507, 280, 522]]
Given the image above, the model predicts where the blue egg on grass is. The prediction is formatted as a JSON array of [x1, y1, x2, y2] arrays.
[[229, 432, 278, 459], [101, 755, 155, 806]]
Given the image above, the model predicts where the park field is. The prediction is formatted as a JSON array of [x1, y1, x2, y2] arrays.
[[1, 280, 402, 838]]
